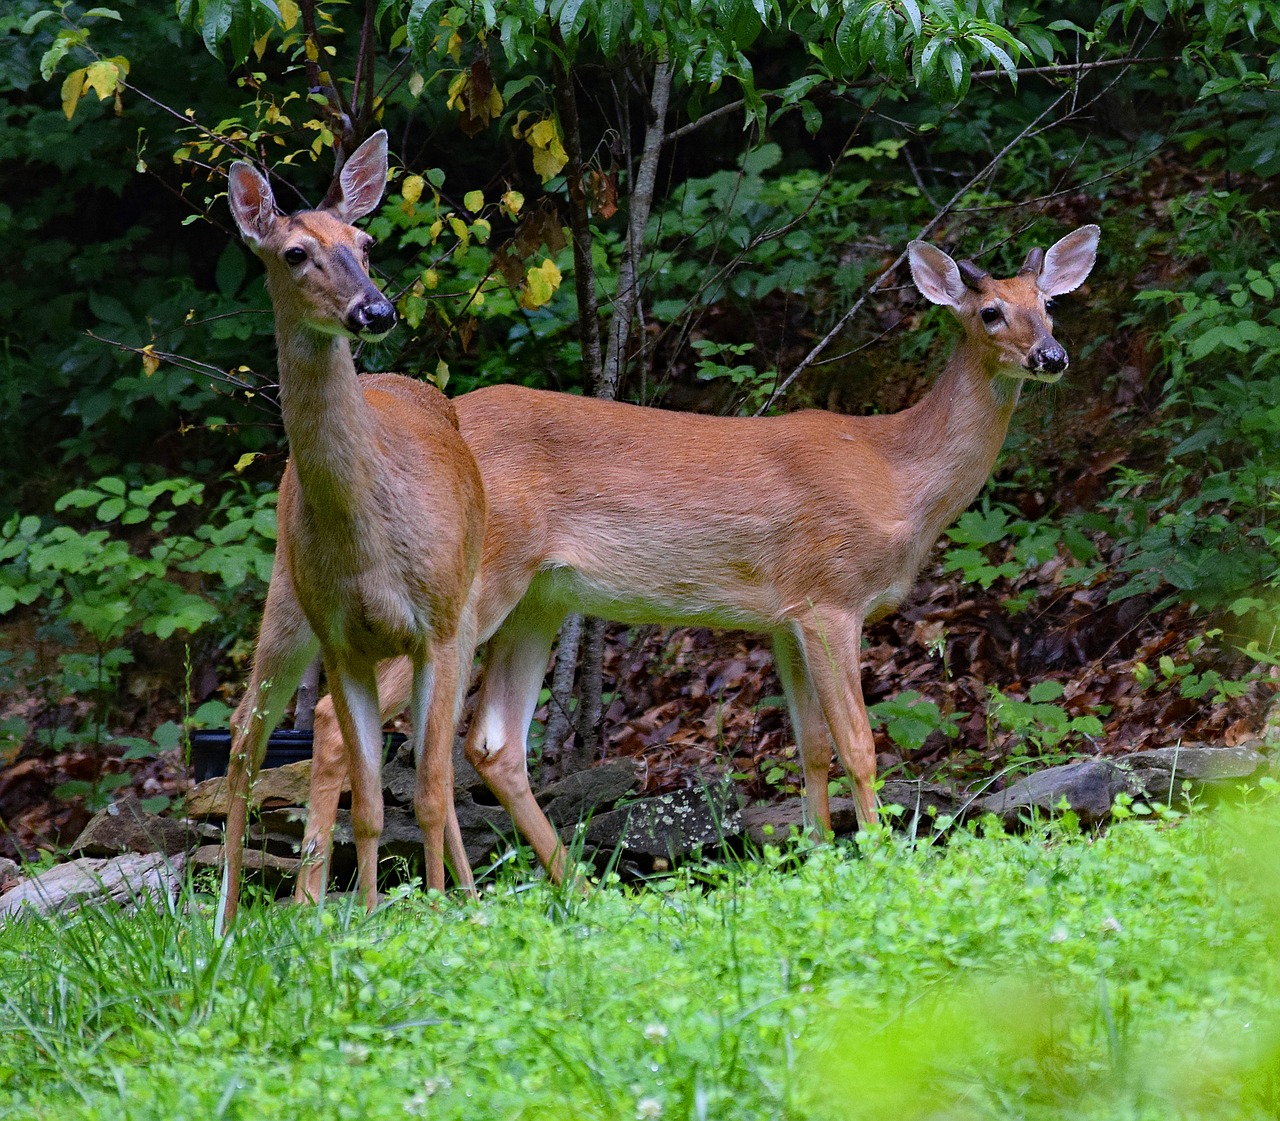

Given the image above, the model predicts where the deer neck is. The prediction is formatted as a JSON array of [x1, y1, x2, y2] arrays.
[[890, 335, 1019, 542], [273, 318, 378, 528]]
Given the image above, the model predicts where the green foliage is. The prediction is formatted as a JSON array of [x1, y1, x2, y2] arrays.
[[986, 679, 1104, 759], [868, 688, 961, 752], [1, 806, 1278, 1117], [0, 473, 276, 730], [944, 505, 1094, 613], [1084, 193, 1280, 655]]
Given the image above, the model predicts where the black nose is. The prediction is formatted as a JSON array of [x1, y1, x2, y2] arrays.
[[347, 298, 396, 336], [1032, 343, 1067, 374]]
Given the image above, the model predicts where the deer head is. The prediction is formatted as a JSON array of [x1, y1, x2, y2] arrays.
[[227, 130, 396, 341], [908, 224, 1100, 382]]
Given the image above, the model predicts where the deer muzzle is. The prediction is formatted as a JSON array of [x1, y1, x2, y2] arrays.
[[1026, 339, 1068, 380], [346, 296, 397, 340]]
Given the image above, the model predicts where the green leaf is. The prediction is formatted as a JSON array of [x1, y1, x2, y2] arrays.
[[95, 497, 126, 522], [82, 7, 123, 19], [20, 10, 57, 34], [1027, 680, 1064, 703]]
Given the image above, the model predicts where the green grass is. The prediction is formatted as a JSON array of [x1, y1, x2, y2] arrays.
[[1, 802, 1278, 1120]]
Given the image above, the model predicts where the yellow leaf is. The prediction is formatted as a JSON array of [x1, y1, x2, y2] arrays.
[[446, 71, 468, 112], [141, 344, 160, 377], [278, 0, 300, 29], [484, 83, 504, 120], [447, 31, 463, 62], [531, 137, 568, 183], [471, 218, 491, 243], [520, 258, 562, 310], [253, 30, 271, 59], [429, 218, 444, 241], [448, 215, 470, 250], [234, 452, 260, 474], [61, 68, 87, 120], [409, 72, 424, 98], [529, 118, 556, 149], [304, 36, 319, 61], [422, 268, 438, 289], [501, 189, 524, 217], [433, 360, 450, 390], [511, 109, 532, 139], [402, 174, 424, 206], [463, 189, 484, 213]]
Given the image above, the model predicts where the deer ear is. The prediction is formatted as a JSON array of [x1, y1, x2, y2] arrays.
[[330, 130, 389, 222], [908, 240, 967, 308], [228, 162, 277, 248], [1039, 224, 1100, 297]]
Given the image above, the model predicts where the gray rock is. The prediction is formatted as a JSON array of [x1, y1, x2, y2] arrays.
[[741, 797, 858, 845], [583, 778, 743, 860], [881, 780, 964, 825], [380, 759, 419, 806], [395, 736, 489, 801], [0, 857, 22, 894], [0, 853, 184, 919], [188, 844, 298, 892], [1120, 745, 1266, 801], [975, 759, 1142, 826], [71, 794, 198, 858], [537, 759, 640, 826], [740, 783, 962, 846]]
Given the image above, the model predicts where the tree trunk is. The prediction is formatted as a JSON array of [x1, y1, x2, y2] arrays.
[[543, 612, 583, 767]]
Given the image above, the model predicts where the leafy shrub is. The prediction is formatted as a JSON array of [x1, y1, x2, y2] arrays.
[[0, 471, 276, 741]]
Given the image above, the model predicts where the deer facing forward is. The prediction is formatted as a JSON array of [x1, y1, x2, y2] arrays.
[[218, 131, 485, 929], [292, 222, 1099, 896]]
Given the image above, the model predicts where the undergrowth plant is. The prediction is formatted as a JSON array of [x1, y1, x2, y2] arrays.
[[0, 472, 276, 758]]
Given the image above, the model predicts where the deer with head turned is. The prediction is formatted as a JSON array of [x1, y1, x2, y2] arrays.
[[218, 131, 486, 930], [291, 223, 1099, 897]]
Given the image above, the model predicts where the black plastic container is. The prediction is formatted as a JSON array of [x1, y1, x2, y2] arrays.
[[189, 729, 406, 783]]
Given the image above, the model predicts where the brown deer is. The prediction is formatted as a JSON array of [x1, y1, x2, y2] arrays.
[[218, 131, 486, 930], [294, 223, 1099, 897]]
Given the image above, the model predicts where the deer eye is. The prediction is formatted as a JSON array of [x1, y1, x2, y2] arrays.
[[1044, 296, 1058, 312], [283, 247, 308, 266], [980, 306, 1001, 325]]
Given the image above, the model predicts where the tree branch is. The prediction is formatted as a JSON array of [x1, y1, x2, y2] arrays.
[[601, 57, 673, 399]]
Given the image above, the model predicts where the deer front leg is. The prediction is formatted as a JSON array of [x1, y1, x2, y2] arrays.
[[325, 657, 387, 911], [297, 656, 414, 904], [219, 564, 318, 934], [463, 607, 566, 881], [772, 629, 834, 839], [408, 650, 449, 893], [795, 607, 879, 829]]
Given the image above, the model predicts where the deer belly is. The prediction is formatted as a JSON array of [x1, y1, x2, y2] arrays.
[[529, 565, 780, 630]]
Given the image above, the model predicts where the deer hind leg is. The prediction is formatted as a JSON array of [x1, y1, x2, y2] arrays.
[[794, 607, 879, 829], [325, 657, 386, 911], [220, 563, 318, 934], [297, 656, 413, 904], [463, 604, 566, 881], [772, 629, 834, 839]]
